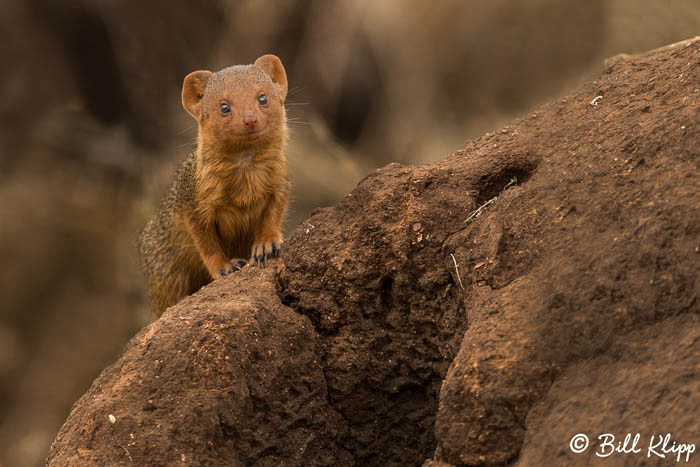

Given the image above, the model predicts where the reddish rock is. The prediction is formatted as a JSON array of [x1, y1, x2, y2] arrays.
[[49, 39, 700, 466]]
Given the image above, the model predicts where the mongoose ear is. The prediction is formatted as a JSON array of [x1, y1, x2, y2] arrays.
[[182, 70, 213, 119], [254, 54, 287, 103]]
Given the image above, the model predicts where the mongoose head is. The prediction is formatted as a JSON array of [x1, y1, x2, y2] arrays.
[[182, 54, 287, 154]]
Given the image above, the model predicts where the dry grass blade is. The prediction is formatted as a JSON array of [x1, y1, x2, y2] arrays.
[[450, 253, 465, 290], [464, 176, 518, 224]]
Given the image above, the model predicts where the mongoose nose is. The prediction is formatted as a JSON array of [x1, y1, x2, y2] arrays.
[[243, 114, 258, 129]]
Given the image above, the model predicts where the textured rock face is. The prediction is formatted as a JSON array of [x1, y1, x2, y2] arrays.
[[514, 313, 700, 467], [47, 270, 352, 467], [49, 39, 700, 466], [428, 39, 700, 466], [277, 155, 536, 465]]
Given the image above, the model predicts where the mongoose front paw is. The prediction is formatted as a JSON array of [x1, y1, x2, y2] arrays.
[[251, 240, 282, 267], [218, 258, 248, 278]]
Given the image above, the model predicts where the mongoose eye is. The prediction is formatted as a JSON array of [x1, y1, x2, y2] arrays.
[[220, 102, 231, 114], [258, 94, 268, 106]]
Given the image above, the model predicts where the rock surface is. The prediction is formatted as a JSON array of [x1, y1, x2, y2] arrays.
[[48, 39, 700, 466], [48, 269, 351, 466]]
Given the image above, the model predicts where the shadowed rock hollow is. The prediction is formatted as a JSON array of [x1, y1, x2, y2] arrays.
[[48, 39, 700, 466]]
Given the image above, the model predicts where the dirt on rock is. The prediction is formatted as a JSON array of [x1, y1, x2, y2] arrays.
[[48, 269, 352, 466], [48, 39, 700, 466]]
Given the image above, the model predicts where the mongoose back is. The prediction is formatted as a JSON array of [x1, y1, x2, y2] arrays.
[[139, 54, 290, 318]]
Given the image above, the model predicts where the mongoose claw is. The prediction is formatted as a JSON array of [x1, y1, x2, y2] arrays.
[[219, 258, 248, 277], [232, 258, 248, 270], [251, 240, 282, 267], [254, 253, 267, 267]]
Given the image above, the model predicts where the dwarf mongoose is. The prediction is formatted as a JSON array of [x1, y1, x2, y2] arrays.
[[139, 54, 290, 318]]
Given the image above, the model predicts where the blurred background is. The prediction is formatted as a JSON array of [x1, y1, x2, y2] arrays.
[[0, 1, 698, 465]]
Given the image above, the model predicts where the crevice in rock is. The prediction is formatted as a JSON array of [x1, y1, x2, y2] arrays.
[[274, 256, 467, 466], [474, 158, 538, 206]]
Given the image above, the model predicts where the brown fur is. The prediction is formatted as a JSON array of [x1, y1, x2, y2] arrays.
[[139, 55, 290, 318]]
